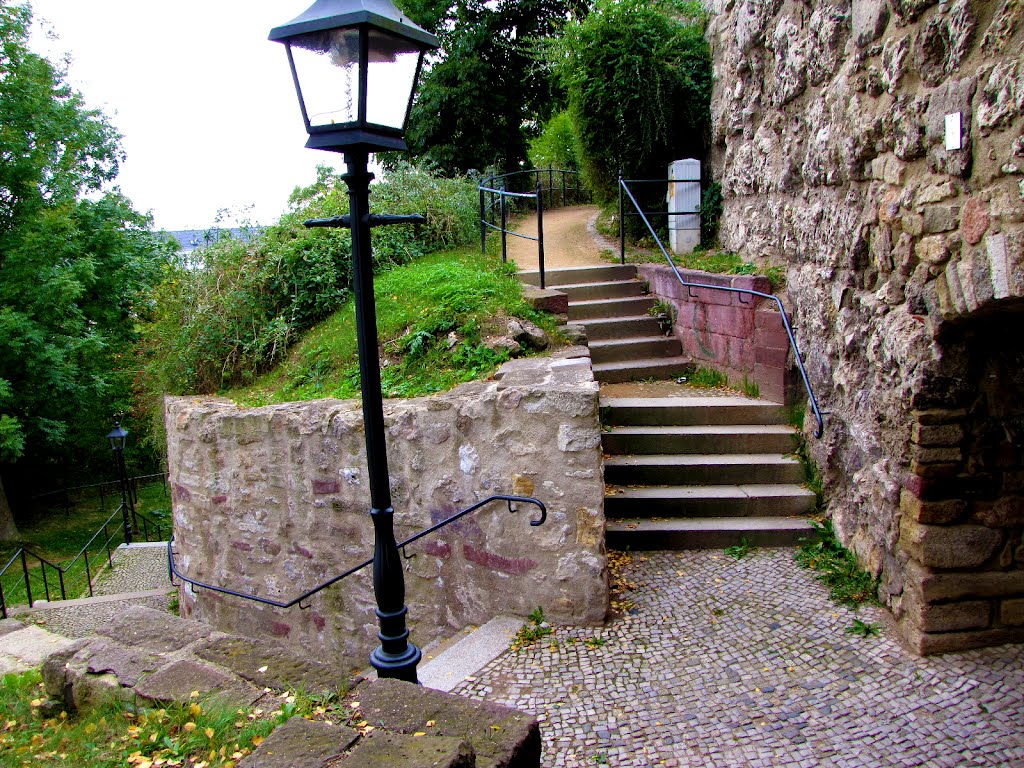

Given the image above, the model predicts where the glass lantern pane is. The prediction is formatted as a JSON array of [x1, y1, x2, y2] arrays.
[[366, 29, 420, 129], [288, 29, 362, 128]]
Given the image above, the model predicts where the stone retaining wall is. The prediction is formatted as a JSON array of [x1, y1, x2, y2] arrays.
[[707, 0, 1024, 652], [165, 353, 607, 671], [637, 264, 798, 403]]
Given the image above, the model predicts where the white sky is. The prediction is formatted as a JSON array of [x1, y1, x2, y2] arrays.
[[27, 1, 348, 231]]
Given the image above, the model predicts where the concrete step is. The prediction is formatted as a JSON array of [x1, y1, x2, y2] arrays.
[[569, 296, 656, 321], [604, 484, 817, 518], [559, 280, 645, 302], [590, 336, 684, 365], [519, 264, 637, 287], [602, 425, 799, 455], [583, 315, 664, 341], [603, 453, 805, 486], [418, 615, 524, 692], [600, 396, 791, 427], [593, 356, 691, 384], [606, 516, 816, 550]]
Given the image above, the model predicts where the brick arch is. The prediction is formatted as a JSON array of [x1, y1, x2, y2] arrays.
[[898, 304, 1024, 653]]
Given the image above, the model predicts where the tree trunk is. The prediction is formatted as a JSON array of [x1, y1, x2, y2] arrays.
[[0, 474, 19, 543]]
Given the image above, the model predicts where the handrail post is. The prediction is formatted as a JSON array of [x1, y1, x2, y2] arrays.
[[499, 184, 508, 264], [536, 181, 546, 289], [479, 185, 486, 254], [618, 173, 626, 265], [57, 568, 66, 601], [21, 550, 32, 608], [84, 550, 94, 597], [0, 580, 7, 619], [41, 563, 51, 603]]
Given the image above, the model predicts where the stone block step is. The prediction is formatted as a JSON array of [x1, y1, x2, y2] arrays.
[[600, 396, 791, 427], [569, 296, 656, 321], [604, 484, 817, 518], [606, 516, 816, 550], [592, 356, 692, 384], [558, 280, 646, 302], [604, 453, 805, 486], [582, 315, 664, 341], [519, 264, 636, 287], [590, 336, 684, 365], [602, 425, 799, 455]]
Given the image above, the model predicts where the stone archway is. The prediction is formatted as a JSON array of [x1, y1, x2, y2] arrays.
[[898, 302, 1024, 654]]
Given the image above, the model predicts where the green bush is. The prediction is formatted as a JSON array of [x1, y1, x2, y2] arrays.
[[547, 0, 711, 202], [136, 163, 479, 444], [528, 111, 580, 172]]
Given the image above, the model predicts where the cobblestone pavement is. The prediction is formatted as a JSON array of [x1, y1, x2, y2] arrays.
[[453, 549, 1024, 767], [24, 545, 173, 639]]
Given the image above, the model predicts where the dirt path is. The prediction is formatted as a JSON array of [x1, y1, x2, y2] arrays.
[[503, 204, 611, 271]]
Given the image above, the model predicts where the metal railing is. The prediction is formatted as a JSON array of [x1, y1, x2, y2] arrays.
[[619, 177, 825, 438], [478, 168, 586, 289], [168, 494, 546, 610], [0, 503, 168, 618], [617, 177, 693, 264], [24, 471, 168, 520]]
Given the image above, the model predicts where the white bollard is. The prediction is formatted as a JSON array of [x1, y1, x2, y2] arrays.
[[667, 159, 701, 254]]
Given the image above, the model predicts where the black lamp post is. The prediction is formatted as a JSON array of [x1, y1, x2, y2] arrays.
[[106, 421, 133, 546], [270, 0, 438, 684]]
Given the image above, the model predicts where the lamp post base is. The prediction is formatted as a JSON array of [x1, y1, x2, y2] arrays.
[[370, 637, 422, 684]]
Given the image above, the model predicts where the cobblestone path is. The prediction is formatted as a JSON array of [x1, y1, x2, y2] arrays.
[[453, 549, 1024, 767]]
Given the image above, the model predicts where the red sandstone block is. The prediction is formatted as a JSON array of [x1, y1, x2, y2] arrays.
[[755, 345, 789, 368], [755, 309, 785, 331], [728, 338, 755, 370], [754, 327, 790, 349], [708, 304, 754, 339]]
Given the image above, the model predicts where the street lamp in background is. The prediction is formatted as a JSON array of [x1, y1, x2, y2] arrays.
[[269, 0, 439, 683], [106, 421, 133, 546]]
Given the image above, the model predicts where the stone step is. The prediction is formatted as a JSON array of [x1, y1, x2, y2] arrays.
[[604, 484, 817, 518], [582, 315, 664, 341], [519, 264, 636, 287], [600, 396, 791, 427], [569, 296, 656, 321], [590, 336, 684, 365], [558, 280, 646, 302], [418, 615, 524, 693], [602, 425, 799, 455], [592, 356, 692, 384], [603, 453, 805, 486], [606, 516, 816, 550]]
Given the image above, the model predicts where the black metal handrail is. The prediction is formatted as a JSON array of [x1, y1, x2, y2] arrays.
[[619, 178, 825, 438], [167, 494, 547, 610], [0, 503, 169, 618], [478, 168, 585, 289]]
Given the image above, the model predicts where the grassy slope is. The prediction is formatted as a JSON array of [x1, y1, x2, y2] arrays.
[[228, 247, 559, 406]]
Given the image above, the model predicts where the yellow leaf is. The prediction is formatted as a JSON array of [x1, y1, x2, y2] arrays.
[[183, 722, 197, 733], [190, 691, 200, 699], [84, 723, 97, 735], [189, 703, 202, 718], [251, 736, 264, 747], [30, 698, 42, 707], [425, 720, 436, 727], [204, 727, 215, 739], [413, 732, 426, 737]]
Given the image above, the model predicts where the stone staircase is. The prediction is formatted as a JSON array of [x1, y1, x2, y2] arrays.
[[519, 264, 690, 383], [520, 263, 816, 550], [602, 396, 816, 549]]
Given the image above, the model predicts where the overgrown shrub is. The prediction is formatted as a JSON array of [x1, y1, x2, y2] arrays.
[[135, 163, 479, 445], [528, 111, 580, 172], [547, 0, 712, 202]]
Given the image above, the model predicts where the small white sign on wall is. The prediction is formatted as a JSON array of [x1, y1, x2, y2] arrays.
[[945, 112, 962, 151]]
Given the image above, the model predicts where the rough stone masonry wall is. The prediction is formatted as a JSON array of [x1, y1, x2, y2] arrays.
[[707, 0, 1024, 653], [165, 354, 607, 671]]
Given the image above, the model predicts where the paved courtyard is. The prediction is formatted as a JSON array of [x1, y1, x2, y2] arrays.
[[453, 549, 1024, 767]]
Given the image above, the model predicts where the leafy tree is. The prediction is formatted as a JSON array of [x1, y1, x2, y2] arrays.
[[547, 0, 711, 201], [0, 3, 170, 538], [528, 110, 580, 171], [401, 0, 580, 174]]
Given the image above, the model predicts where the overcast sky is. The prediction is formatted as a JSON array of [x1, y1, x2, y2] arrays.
[[27, 1, 347, 231]]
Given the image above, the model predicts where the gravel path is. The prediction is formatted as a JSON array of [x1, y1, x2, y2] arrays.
[[506, 205, 609, 271], [453, 549, 1024, 768]]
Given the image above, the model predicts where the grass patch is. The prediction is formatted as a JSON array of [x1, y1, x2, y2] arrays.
[[0, 669, 349, 768], [796, 519, 879, 609], [510, 607, 555, 652], [724, 537, 753, 561], [229, 248, 556, 405], [686, 367, 728, 389]]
